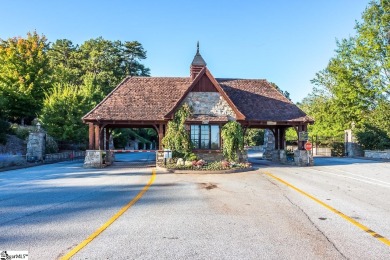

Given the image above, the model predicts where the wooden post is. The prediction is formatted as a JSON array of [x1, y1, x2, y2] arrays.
[[99, 127, 104, 150], [280, 127, 286, 150], [89, 123, 95, 150], [105, 127, 110, 150], [94, 125, 100, 150], [158, 124, 164, 150], [273, 128, 280, 150]]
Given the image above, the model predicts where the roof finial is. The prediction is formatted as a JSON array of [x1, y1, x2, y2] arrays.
[[197, 41, 199, 54]]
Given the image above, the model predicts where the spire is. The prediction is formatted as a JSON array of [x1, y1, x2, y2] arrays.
[[191, 41, 207, 67], [190, 42, 206, 79]]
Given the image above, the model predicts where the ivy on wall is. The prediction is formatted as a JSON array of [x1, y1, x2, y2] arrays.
[[221, 121, 244, 161], [161, 103, 193, 157]]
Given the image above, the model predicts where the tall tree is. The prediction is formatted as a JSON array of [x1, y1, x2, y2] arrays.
[[79, 37, 123, 95], [0, 31, 51, 124], [122, 41, 150, 76], [303, 0, 389, 137], [48, 39, 82, 85], [40, 80, 103, 144]]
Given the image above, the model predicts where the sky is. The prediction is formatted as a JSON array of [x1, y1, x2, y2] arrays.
[[0, 0, 370, 103]]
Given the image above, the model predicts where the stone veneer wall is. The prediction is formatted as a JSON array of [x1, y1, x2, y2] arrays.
[[183, 92, 235, 118], [364, 150, 390, 159]]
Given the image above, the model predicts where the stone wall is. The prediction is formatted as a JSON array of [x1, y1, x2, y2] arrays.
[[364, 150, 390, 159], [183, 92, 235, 118], [194, 151, 225, 162]]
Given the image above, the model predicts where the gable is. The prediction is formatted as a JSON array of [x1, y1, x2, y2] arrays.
[[164, 67, 246, 120], [191, 74, 217, 92]]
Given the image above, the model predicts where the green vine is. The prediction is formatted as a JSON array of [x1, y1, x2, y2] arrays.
[[221, 121, 244, 161], [162, 103, 193, 157]]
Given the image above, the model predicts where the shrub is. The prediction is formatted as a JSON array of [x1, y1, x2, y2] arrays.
[[11, 124, 31, 140], [355, 124, 390, 150]]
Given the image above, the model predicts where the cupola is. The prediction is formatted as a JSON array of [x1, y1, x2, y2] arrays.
[[190, 41, 207, 80]]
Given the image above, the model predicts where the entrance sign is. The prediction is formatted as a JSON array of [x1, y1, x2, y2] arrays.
[[299, 131, 309, 141], [305, 141, 312, 151]]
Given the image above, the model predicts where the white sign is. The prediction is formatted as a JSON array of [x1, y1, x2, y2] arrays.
[[163, 149, 172, 159]]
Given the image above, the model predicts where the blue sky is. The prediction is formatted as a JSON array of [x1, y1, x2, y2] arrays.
[[0, 0, 370, 103]]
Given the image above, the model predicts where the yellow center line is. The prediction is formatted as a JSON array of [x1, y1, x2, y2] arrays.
[[61, 169, 156, 260], [263, 171, 390, 247]]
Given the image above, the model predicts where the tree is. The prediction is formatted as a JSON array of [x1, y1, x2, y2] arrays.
[[0, 31, 51, 124], [122, 41, 150, 76], [40, 83, 87, 143], [269, 82, 291, 100], [303, 0, 390, 138], [48, 39, 82, 85], [244, 129, 264, 146]]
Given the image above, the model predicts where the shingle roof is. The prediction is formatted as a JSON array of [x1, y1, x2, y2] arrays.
[[83, 75, 313, 124], [217, 79, 313, 122], [83, 77, 191, 121]]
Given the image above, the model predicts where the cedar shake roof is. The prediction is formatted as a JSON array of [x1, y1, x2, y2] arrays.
[[83, 75, 313, 124], [83, 77, 191, 121], [217, 79, 313, 123]]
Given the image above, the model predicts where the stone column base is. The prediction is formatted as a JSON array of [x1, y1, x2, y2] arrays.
[[84, 150, 114, 168], [293, 150, 314, 166]]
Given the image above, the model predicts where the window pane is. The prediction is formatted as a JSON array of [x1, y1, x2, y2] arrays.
[[200, 125, 209, 149], [191, 125, 199, 149], [210, 125, 220, 149]]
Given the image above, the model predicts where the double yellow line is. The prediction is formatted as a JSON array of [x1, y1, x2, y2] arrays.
[[61, 169, 156, 260], [264, 172, 390, 247]]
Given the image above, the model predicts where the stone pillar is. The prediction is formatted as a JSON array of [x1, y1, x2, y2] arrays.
[[26, 132, 46, 162], [344, 129, 363, 157], [263, 129, 275, 160], [293, 150, 314, 166]]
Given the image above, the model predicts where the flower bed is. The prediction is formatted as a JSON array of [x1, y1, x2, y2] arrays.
[[158, 159, 252, 171]]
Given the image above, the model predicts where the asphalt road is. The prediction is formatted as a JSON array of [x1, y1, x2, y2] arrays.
[[0, 153, 389, 259]]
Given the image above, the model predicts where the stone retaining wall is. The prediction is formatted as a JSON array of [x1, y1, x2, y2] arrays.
[[364, 150, 390, 159]]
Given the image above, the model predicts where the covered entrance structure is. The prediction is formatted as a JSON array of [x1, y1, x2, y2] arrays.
[[82, 44, 314, 167]]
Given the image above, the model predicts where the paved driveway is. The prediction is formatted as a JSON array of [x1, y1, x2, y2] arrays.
[[0, 156, 389, 259]]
